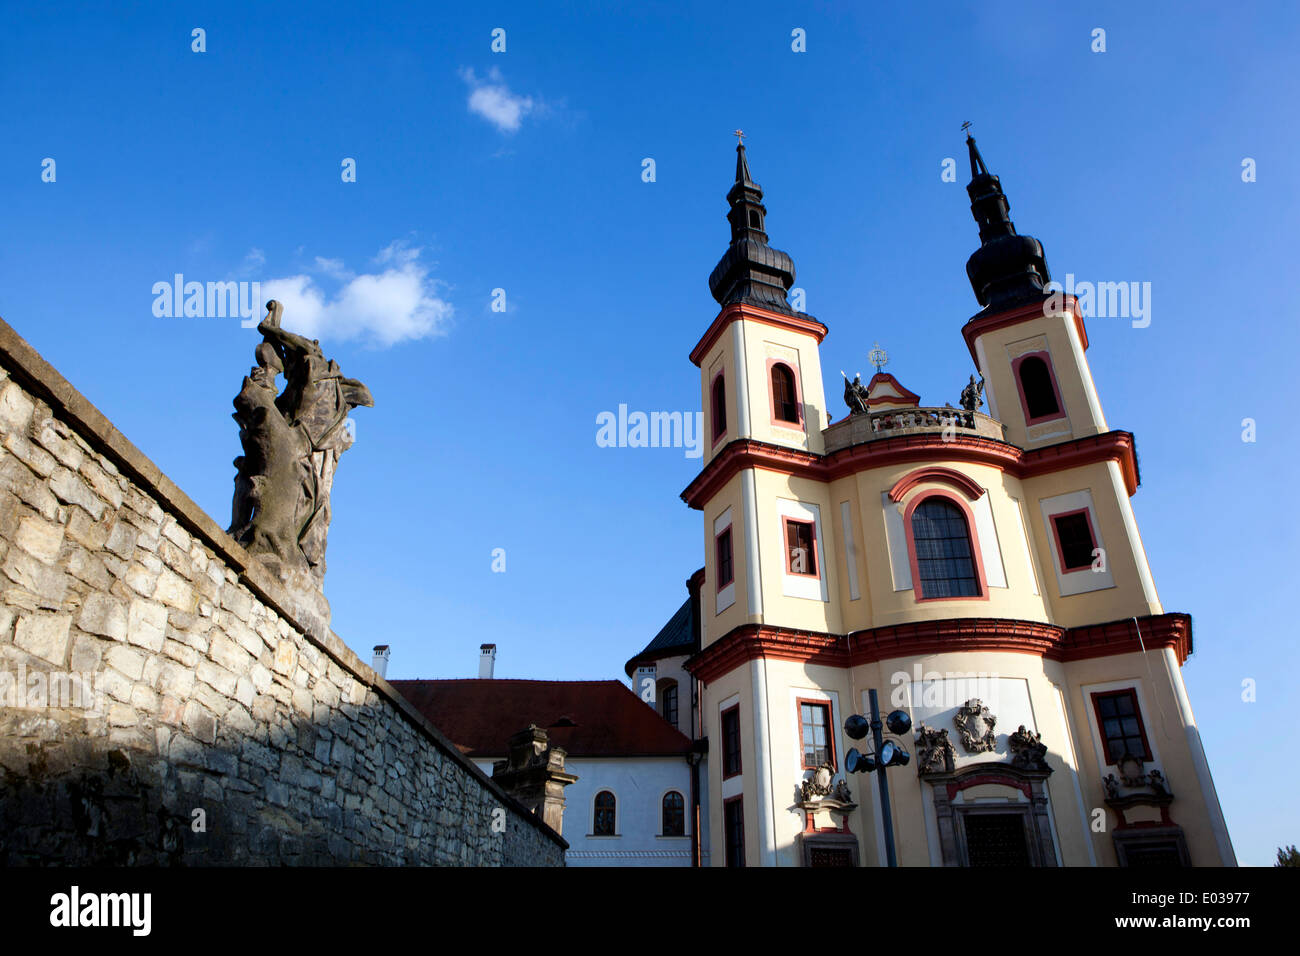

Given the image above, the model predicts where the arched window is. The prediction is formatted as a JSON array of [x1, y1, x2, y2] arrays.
[[711, 373, 727, 439], [659, 680, 679, 729], [662, 791, 686, 836], [593, 791, 616, 836], [1017, 355, 1061, 421], [910, 497, 980, 598], [771, 363, 800, 423], [748, 209, 762, 229]]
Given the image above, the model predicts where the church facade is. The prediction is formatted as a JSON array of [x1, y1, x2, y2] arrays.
[[678, 137, 1235, 867]]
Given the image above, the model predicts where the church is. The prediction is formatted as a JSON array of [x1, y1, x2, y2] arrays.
[[656, 134, 1236, 867]]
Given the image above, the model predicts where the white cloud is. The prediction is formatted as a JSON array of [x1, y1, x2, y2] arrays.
[[460, 67, 535, 133], [261, 242, 453, 348]]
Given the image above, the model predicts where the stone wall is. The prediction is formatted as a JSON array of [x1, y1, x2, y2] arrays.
[[0, 318, 565, 866]]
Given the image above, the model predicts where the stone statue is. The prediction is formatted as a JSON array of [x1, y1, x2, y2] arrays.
[[959, 374, 985, 412], [842, 371, 870, 416], [230, 301, 373, 619]]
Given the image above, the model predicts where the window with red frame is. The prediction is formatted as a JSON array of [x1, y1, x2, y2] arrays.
[[771, 363, 800, 423], [716, 526, 734, 589], [799, 701, 833, 769], [711, 374, 727, 439], [785, 519, 817, 576], [721, 705, 742, 778], [1018, 355, 1062, 420], [1053, 510, 1096, 571], [1092, 690, 1152, 764], [910, 498, 979, 598], [724, 797, 745, 867]]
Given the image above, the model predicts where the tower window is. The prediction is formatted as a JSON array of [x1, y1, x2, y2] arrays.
[[716, 526, 734, 589], [711, 373, 727, 440], [593, 790, 617, 835], [1014, 352, 1065, 423], [660, 681, 679, 729], [909, 497, 980, 598], [1052, 508, 1097, 572], [662, 791, 685, 837], [784, 518, 817, 576], [724, 797, 745, 867], [1091, 689, 1153, 764], [798, 700, 834, 769], [721, 705, 742, 778], [771, 362, 800, 424]]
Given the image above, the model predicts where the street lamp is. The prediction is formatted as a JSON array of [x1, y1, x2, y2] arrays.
[[843, 689, 912, 866]]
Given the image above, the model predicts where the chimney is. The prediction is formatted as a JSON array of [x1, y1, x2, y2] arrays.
[[372, 644, 390, 679], [479, 643, 497, 679], [491, 725, 577, 835], [635, 664, 657, 706]]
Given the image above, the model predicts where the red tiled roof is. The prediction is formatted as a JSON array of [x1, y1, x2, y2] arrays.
[[389, 679, 692, 759]]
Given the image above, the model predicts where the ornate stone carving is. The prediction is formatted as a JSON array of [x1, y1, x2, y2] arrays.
[[798, 763, 855, 803], [959, 374, 985, 412], [915, 724, 956, 775], [229, 300, 372, 622], [954, 699, 997, 753], [842, 373, 870, 416], [1008, 724, 1051, 772], [1103, 755, 1170, 801]]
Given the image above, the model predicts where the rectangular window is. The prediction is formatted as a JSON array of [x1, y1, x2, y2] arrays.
[[716, 527, 734, 589], [1091, 689, 1153, 764], [711, 374, 727, 440], [721, 705, 742, 779], [1052, 509, 1096, 572], [724, 797, 745, 867], [784, 518, 817, 576], [799, 700, 833, 769], [662, 683, 678, 729]]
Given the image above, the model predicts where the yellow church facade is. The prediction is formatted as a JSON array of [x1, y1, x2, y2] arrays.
[[680, 137, 1235, 867]]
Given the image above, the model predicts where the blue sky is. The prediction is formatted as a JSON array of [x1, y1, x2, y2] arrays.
[[2, 2, 1296, 865]]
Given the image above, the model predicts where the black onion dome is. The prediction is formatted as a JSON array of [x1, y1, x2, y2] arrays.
[[709, 142, 800, 315], [963, 135, 1052, 315]]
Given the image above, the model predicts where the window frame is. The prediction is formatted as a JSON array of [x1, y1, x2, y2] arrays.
[[710, 369, 728, 444], [592, 789, 618, 837], [715, 525, 734, 591], [1050, 507, 1099, 573], [720, 704, 743, 780], [1089, 688, 1154, 766], [796, 697, 836, 770], [723, 796, 746, 867], [1011, 350, 1067, 426], [903, 491, 988, 602], [661, 790, 686, 837], [782, 516, 819, 578], [766, 358, 804, 430], [660, 680, 679, 729]]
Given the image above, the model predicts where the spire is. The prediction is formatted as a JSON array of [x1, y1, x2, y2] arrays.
[[963, 134, 1052, 314], [708, 138, 800, 315]]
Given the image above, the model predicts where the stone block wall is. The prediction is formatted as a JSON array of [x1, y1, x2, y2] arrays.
[[0, 319, 565, 866]]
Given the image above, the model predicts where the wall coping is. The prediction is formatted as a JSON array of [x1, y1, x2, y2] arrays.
[[0, 315, 567, 852]]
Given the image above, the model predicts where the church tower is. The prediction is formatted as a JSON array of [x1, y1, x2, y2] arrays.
[[680, 137, 1234, 869]]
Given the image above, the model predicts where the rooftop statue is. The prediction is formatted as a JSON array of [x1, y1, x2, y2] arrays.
[[229, 301, 372, 619], [959, 374, 985, 412]]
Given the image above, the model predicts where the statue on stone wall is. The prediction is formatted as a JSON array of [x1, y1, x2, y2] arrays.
[[959, 374, 985, 412], [229, 301, 373, 604], [841, 371, 870, 416]]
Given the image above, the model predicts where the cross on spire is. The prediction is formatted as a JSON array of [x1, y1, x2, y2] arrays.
[[733, 129, 745, 145]]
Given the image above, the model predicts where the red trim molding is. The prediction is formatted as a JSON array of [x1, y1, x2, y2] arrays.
[[681, 431, 1140, 510], [865, 372, 920, 408], [888, 466, 986, 503], [946, 772, 1033, 802], [684, 614, 1192, 685], [690, 302, 828, 368], [960, 295, 1089, 365]]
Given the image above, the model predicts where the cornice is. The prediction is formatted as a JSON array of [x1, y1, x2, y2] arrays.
[[689, 301, 828, 367]]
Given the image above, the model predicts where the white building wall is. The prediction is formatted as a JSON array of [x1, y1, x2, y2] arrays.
[[474, 756, 707, 867]]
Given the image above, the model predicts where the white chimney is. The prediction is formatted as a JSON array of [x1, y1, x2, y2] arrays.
[[479, 643, 497, 679], [372, 644, 390, 679], [635, 664, 657, 705]]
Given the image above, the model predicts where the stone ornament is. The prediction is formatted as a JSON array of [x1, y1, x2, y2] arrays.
[[953, 699, 998, 753], [842, 372, 870, 416], [1008, 724, 1050, 772], [799, 762, 852, 803], [915, 724, 956, 775], [229, 300, 372, 620], [1103, 755, 1169, 801], [959, 374, 985, 412]]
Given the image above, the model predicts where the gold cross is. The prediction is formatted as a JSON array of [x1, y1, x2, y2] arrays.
[[734, 129, 745, 145]]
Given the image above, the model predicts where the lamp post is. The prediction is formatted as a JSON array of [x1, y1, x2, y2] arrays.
[[844, 689, 912, 867]]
